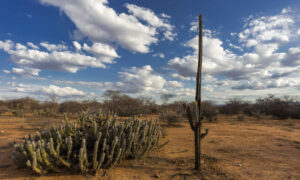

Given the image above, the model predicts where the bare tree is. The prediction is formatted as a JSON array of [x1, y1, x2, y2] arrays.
[[160, 93, 175, 104]]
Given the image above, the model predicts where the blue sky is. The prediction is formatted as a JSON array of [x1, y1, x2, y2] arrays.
[[0, 0, 300, 104]]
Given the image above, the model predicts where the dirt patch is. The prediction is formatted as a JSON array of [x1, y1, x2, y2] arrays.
[[0, 115, 299, 179]]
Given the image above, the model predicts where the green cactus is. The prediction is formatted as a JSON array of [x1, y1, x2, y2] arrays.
[[12, 111, 162, 176]]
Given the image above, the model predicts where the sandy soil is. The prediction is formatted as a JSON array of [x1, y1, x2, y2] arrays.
[[0, 115, 299, 180]]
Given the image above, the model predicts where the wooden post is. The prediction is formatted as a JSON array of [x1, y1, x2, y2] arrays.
[[183, 14, 208, 172]]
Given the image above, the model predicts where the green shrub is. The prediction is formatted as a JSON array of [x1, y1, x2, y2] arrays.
[[12, 112, 161, 175]]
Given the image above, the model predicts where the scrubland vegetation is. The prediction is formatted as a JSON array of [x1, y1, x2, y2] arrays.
[[1, 91, 299, 121], [0, 92, 299, 179]]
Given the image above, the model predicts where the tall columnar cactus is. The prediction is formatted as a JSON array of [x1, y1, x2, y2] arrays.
[[12, 111, 162, 176]]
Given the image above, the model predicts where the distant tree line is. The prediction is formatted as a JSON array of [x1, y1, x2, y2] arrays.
[[0, 92, 299, 120], [219, 94, 300, 119], [0, 90, 159, 117]]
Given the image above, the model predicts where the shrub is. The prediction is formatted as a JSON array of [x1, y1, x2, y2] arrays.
[[159, 111, 183, 127], [237, 115, 244, 121], [219, 98, 250, 115], [255, 95, 295, 119], [35, 108, 56, 117], [0, 106, 9, 115], [201, 101, 218, 122], [12, 112, 161, 175], [7, 97, 40, 114], [102, 90, 160, 116], [12, 109, 25, 117]]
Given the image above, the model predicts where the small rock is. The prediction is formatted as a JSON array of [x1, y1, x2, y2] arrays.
[[0, 130, 4, 134], [153, 174, 160, 178], [237, 163, 242, 167]]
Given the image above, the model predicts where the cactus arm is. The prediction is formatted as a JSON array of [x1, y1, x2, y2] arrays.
[[48, 138, 71, 168]]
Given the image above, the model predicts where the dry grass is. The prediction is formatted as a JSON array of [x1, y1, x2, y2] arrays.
[[0, 114, 299, 179]]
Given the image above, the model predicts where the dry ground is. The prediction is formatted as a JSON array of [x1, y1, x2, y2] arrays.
[[0, 114, 299, 180]]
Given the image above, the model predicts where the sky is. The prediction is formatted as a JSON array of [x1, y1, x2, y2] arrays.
[[0, 0, 300, 104]]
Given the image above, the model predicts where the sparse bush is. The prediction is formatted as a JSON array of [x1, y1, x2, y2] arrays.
[[0, 106, 9, 115], [163, 101, 187, 116], [255, 95, 296, 119], [12, 109, 25, 117], [12, 112, 161, 175], [7, 97, 40, 114], [103, 90, 151, 116], [159, 111, 183, 127], [36, 108, 56, 117], [219, 98, 250, 115], [201, 101, 218, 122], [251, 110, 263, 120], [290, 106, 300, 119], [237, 115, 244, 121]]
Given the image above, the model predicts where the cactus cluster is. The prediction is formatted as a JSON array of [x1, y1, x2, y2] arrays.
[[12, 112, 161, 175]]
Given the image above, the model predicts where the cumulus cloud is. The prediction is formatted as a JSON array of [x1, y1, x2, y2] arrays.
[[116, 65, 166, 93], [3, 67, 40, 76], [166, 81, 183, 88], [170, 73, 192, 81], [27, 42, 39, 49], [11, 83, 86, 97], [167, 7, 300, 95], [82, 42, 119, 63], [0, 40, 13, 52], [0, 40, 121, 76], [54, 65, 186, 96], [39, 0, 175, 53], [125, 3, 176, 41], [40, 42, 67, 51], [237, 9, 296, 46]]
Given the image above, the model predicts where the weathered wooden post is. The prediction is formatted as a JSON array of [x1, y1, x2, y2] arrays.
[[184, 14, 208, 172]]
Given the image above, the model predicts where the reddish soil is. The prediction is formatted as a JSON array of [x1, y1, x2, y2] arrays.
[[0, 115, 299, 180]]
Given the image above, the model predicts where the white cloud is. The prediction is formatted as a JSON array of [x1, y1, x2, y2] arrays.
[[0, 40, 117, 76], [160, 13, 171, 19], [82, 42, 119, 63], [281, 7, 292, 14], [40, 42, 67, 51], [27, 42, 39, 49], [16, 43, 27, 50], [117, 65, 166, 93], [166, 81, 183, 88], [3, 67, 40, 76], [190, 20, 198, 32], [238, 9, 295, 46], [3, 70, 10, 74], [125, 3, 175, 41], [152, 52, 165, 59], [228, 43, 243, 51], [54, 65, 187, 97], [72, 41, 81, 50], [54, 80, 103, 87], [167, 7, 300, 99], [11, 84, 86, 97], [39, 0, 175, 53], [282, 47, 300, 66], [0, 40, 13, 52], [170, 73, 192, 81]]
